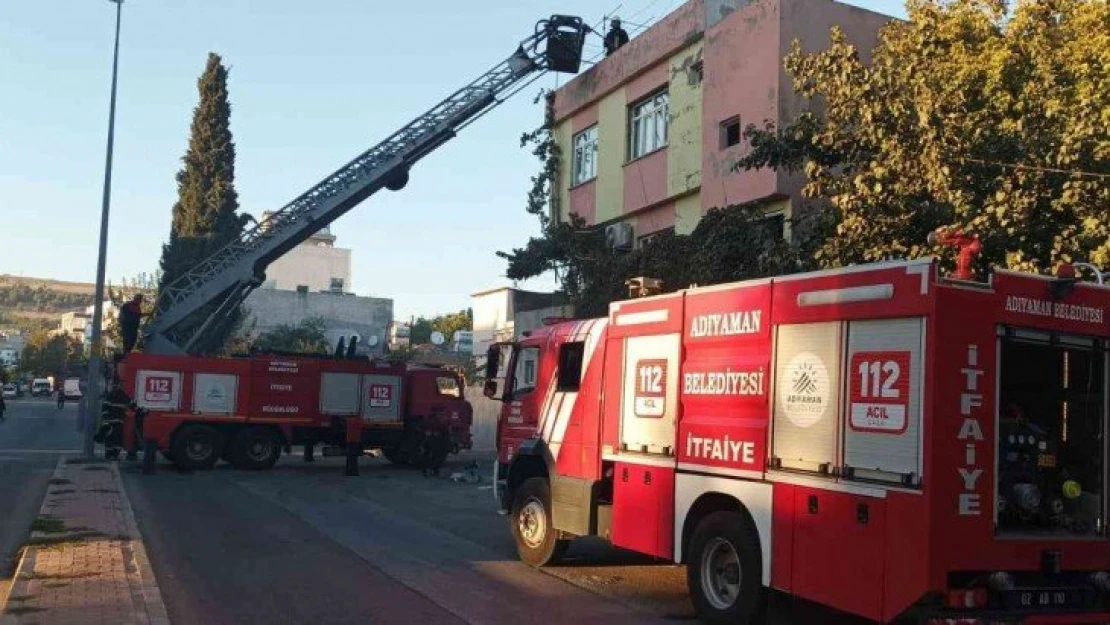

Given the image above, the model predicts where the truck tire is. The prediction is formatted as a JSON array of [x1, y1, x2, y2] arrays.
[[228, 427, 281, 470], [687, 511, 765, 625], [170, 425, 223, 471], [510, 478, 569, 567]]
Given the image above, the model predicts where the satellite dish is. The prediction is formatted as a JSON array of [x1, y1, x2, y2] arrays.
[[367, 335, 380, 347], [430, 331, 445, 346]]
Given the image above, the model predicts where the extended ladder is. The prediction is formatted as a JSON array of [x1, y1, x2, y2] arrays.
[[145, 16, 587, 355]]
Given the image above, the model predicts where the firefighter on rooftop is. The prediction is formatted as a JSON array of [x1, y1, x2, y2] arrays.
[[603, 17, 629, 56]]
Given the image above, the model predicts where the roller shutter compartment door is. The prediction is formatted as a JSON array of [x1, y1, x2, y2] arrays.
[[772, 322, 843, 473]]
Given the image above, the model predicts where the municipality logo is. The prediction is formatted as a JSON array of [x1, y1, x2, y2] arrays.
[[782, 352, 829, 428]]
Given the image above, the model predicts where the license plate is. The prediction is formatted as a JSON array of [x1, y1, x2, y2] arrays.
[[1002, 587, 1088, 610]]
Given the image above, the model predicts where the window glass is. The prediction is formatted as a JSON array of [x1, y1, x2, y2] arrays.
[[720, 116, 741, 148], [572, 126, 598, 185], [511, 347, 540, 397], [629, 90, 669, 159], [557, 342, 585, 391], [435, 376, 461, 398]]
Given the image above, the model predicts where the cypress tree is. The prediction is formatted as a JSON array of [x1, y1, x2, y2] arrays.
[[157, 53, 246, 354]]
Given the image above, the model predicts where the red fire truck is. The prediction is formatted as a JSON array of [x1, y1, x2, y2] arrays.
[[119, 352, 472, 471], [489, 258, 1109, 624]]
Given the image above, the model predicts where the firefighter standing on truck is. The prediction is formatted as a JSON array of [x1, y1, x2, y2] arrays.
[[119, 294, 151, 356]]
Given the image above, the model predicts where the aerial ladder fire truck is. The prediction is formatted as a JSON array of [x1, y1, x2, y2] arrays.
[[116, 16, 590, 472], [487, 243, 1110, 624]]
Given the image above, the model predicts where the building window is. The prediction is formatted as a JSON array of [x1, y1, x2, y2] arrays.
[[720, 116, 741, 149], [754, 212, 786, 247], [572, 125, 598, 186], [629, 90, 669, 159], [329, 277, 344, 292], [638, 226, 675, 248]]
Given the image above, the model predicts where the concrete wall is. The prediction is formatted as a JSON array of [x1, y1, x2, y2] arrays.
[[700, 0, 783, 211], [263, 242, 352, 293], [243, 289, 392, 355], [467, 387, 500, 452]]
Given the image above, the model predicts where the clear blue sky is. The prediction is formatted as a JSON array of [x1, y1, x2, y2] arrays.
[[0, 0, 905, 320]]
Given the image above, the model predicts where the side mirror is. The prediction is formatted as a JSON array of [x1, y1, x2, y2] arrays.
[[483, 380, 498, 399]]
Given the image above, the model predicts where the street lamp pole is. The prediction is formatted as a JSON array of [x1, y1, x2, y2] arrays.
[[84, 0, 124, 459]]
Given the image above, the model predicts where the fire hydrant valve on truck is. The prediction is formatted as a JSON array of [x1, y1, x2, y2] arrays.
[[493, 258, 1110, 624]]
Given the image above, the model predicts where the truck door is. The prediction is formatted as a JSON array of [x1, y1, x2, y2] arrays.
[[501, 344, 543, 459]]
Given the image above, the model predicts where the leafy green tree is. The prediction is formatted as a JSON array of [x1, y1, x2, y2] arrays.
[[157, 53, 249, 354], [252, 317, 330, 354], [735, 0, 1110, 273], [20, 330, 83, 377], [406, 309, 474, 345]]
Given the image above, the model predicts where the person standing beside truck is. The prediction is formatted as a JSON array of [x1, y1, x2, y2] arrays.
[[0, 393, 6, 421]]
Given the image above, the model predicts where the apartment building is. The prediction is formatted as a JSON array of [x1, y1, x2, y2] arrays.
[[551, 0, 890, 247]]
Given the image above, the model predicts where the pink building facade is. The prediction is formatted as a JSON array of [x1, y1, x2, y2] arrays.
[[551, 0, 890, 245]]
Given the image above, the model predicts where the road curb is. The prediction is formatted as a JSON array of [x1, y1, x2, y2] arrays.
[[113, 461, 171, 625]]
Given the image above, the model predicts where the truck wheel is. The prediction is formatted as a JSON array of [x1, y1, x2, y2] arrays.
[[511, 478, 569, 567], [687, 511, 765, 625], [229, 427, 281, 470], [171, 425, 223, 471]]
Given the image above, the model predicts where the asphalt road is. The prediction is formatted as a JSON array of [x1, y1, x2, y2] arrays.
[[0, 397, 82, 598], [123, 451, 688, 625]]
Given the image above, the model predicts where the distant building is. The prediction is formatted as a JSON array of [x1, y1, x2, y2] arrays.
[[0, 347, 18, 368], [57, 310, 91, 343], [53, 302, 119, 354], [471, 287, 572, 367], [0, 331, 25, 367], [387, 321, 411, 351], [259, 215, 352, 294], [243, 288, 392, 356], [243, 220, 392, 354]]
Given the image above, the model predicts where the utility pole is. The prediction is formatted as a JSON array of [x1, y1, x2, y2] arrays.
[[85, 0, 125, 459]]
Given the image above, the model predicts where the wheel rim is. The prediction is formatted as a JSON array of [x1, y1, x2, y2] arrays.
[[700, 537, 741, 610], [186, 435, 213, 462], [247, 437, 273, 462], [518, 498, 547, 549]]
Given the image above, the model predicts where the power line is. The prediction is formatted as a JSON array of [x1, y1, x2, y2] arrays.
[[957, 157, 1109, 180]]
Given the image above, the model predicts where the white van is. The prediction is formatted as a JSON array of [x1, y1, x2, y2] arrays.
[[63, 378, 82, 400]]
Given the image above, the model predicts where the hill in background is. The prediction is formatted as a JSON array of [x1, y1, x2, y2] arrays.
[[0, 274, 98, 333]]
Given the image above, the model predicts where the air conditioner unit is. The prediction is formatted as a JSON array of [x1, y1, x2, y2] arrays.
[[605, 222, 634, 251]]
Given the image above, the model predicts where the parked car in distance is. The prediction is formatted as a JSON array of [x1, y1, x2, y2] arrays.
[[2, 383, 17, 399]]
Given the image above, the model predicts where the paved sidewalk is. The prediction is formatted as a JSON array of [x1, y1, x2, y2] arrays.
[[0, 458, 169, 625]]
